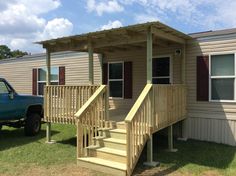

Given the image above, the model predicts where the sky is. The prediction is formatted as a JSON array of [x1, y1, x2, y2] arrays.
[[1, 0, 236, 54]]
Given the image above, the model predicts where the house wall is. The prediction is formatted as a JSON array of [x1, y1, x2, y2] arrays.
[[186, 37, 236, 146], [104, 44, 183, 118], [0, 51, 101, 94]]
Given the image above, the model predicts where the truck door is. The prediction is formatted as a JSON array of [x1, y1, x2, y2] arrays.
[[0, 80, 18, 120]]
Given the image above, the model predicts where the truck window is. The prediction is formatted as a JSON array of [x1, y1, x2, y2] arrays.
[[0, 81, 9, 94]]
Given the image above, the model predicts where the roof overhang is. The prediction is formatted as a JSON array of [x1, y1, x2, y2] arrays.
[[36, 21, 192, 53]]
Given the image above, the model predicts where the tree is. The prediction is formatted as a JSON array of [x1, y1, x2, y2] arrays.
[[11, 49, 28, 58], [0, 45, 28, 60], [0, 45, 12, 59]]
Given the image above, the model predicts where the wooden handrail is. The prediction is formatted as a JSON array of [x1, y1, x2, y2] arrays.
[[125, 84, 153, 175], [75, 85, 106, 118], [76, 85, 109, 158], [125, 84, 152, 122], [125, 84, 187, 176]]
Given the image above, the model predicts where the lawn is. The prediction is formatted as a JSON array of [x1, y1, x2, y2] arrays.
[[0, 124, 235, 176]]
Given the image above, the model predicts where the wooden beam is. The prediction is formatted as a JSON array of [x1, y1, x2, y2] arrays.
[[146, 27, 153, 84], [46, 49, 51, 86], [46, 41, 88, 53], [93, 35, 146, 49], [45, 48, 53, 144], [88, 42, 94, 85], [151, 27, 186, 44], [98, 54, 103, 84]]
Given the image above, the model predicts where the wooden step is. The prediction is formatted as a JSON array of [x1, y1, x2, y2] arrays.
[[116, 121, 126, 130], [77, 157, 126, 176], [104, 129, 126, 139], [88, 146, 127, 163], [96, 137, 126, 150]]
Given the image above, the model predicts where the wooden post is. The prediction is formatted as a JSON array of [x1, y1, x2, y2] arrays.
[[144, 134, 159, 167], [46, 48, 54, 144], [144, 28, 158, 167], [146, 27, 153, 84], [98, 54, 103, 85], [168, 125, 178, 152], [88, 43, 94, 85]]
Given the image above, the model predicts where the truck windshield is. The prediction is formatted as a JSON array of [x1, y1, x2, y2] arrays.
[[0, 81, 9, 94]]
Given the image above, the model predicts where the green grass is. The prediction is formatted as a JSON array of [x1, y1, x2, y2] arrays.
[[0, 124, 236, 176], [0, 124, 77, 175], [134, 134, 236, 176]]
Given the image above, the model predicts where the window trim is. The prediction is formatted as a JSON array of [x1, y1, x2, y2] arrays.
[[209, 53, 236, 102], [152, 55, 173, 84], [36, 67, 60, 96], [108, 61, 124, 99]]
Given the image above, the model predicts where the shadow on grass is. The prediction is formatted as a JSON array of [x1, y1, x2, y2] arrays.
[[133, 133, 236, 176], [0, 127, 59, 151], [57, 137, 77, 147]]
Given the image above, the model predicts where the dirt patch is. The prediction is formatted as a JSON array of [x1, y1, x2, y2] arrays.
[[4, 164, 100, 176], [201, 170, 222, 176]]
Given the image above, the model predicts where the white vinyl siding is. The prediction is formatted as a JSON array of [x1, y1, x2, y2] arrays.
[[0, 51, 101, 95], [186, 37, 236, 146]]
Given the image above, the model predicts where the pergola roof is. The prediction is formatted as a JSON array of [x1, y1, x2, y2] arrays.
[[36, 21, 192, 53]]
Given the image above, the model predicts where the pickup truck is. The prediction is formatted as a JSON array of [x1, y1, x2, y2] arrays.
[[0, 78, 43, 136]]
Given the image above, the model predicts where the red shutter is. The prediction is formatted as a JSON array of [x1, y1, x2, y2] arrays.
[[124, 62, 132, 99], [197, 56, 209, 101], [59, 66, 65, 85], [32, 69, 37, 95], [102, 63, 108, 85]]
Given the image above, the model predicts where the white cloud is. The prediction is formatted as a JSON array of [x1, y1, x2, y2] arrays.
[[41, 18, 73, 39], [0, 0, 73, 53], [120, 0, 236, 30], [135, 14, 159, 23], [87, 0, 124, 16], [101, 20, 123, 30]]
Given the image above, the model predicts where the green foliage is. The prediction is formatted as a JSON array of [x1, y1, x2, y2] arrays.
[[0, 45, 12, 59], [0, 45, 28, 60]]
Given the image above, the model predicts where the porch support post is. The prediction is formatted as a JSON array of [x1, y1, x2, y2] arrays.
[[98, 54, 103, 85], [179, 44, 188, 141], [88, 42, 94, 85], [46, 48, 54, 144], [146, 27, 153, 84], [168, 125, 178, 152], [144, 27, 159, 167]]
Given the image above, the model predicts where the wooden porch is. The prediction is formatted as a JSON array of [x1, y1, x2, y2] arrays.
[[43, 83, 186, 175], [38, 21, 190, 176]]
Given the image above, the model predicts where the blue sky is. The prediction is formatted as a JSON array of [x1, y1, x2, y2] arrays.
[[1, 0, 236, 53]]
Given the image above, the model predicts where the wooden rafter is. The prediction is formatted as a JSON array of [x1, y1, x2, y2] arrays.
[[151, 26, 186, 44]]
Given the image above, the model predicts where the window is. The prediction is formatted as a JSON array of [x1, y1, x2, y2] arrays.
[[108, 62, 123, 98], [0, 81, 9, 94], [210, 54, 235, 101], [152, 57, 171, 84], [37, 67, 59, 95]]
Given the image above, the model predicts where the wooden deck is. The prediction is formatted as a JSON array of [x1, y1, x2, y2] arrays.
[[44, 84, 186, 176]]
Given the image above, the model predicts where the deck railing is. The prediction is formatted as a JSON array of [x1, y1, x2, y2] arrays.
[[125, 84, 186, 175], [75, 85, 109, 158], [44, 85, 99, 124]]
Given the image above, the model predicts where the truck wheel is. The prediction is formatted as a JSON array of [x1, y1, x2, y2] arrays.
[[24, 113, 41, 136]]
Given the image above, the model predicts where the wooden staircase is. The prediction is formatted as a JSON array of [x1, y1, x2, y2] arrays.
[[77, 122, 127, 176], [75, 84, 187, 176]]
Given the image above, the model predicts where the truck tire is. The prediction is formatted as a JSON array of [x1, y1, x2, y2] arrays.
[[24, 113, 41, 136]]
